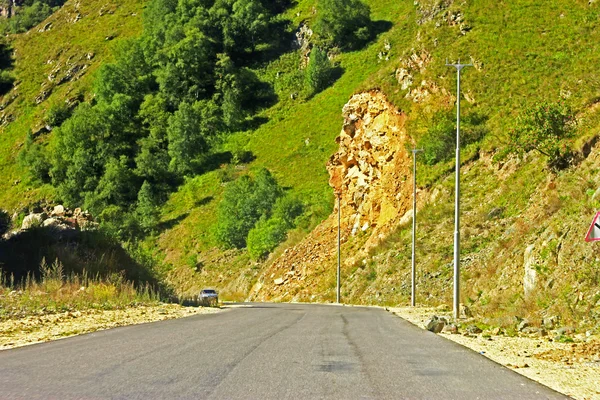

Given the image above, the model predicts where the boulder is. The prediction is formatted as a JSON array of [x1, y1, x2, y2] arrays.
[[21, 214, 43, 230], [51, 205, 65, 217], [442, 323, 459, 334], [425, 316, 445, 333]]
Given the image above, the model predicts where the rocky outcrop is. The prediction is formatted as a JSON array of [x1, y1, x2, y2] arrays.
[[3, 205, 97, 240], [0, 0, 24, 18], [250, 91, 413, 301], [327, 91, 412, 248]]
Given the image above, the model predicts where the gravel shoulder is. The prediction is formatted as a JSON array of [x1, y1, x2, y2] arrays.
[[390, 306, 600, 400], [0, 304, 221, 351]]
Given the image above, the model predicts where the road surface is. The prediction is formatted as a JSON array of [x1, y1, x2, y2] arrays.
[[0, 303, 568, 399]]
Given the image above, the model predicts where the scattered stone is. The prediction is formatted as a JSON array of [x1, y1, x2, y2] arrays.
[[51, 205, 65, 217], [557, 326, 575, 336], [442, 323, 459, 334], [425, 315, 445, 333], [274, 278, 284, 285], [38, 22, 52, 32], [518, 319, 531, 332], [542, 315, 559, 330], [466, 325, 482, 334], [487, 207, 504, 220], [460, 304, 472, 318]]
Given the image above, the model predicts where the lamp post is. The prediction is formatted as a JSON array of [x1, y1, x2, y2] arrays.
[[337, 191, 341, 304], [411, 148, 423, 307], [446, 60, 471, 319]]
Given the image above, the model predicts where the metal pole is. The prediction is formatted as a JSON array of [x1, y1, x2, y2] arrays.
[[337, 192, 341, 304], [446, 60, 471, 319], [411, 149, 423, 307]]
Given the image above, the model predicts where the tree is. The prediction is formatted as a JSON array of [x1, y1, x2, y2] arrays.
[[136, 180, 162, 232], [247, 216, 287, 260], [508, 101, 576, 170], [314, 0, 372, 50], [167, 100, 220, 175], [214, 168, 283, 249], [305, 47, 333, 95]]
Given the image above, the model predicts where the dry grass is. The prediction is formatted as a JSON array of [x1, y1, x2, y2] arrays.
[[0, 258, 159, 321]]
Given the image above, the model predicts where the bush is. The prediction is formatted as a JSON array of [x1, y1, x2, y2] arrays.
[[45, 103, 72, 128], [214, 168, 283, 249], [247, 195, 303, 260], [0, 209, 10, 237], [305, 47, 334, 95], [508, 101, 576, 170], [418, 111, 487, 165], [314, 0, 372, 50], [18, 131, 51, 183], [247, 217, 288, 260]]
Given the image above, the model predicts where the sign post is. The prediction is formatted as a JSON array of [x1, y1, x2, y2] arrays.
[[585, 211, 600, 242]]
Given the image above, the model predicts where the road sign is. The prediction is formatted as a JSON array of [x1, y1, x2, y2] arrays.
[[585, 211, 600, 242]]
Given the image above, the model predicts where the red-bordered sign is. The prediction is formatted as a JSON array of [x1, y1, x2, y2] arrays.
[[585, 211, 600, 242]]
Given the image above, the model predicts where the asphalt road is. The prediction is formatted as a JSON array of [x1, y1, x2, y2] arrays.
[[0, 303, 568, 399]]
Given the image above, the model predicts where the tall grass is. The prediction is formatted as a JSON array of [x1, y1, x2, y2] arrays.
[[0, 258, 159, 321]]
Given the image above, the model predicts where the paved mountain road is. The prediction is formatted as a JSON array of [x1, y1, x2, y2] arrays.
[[0, 303, 568, 399]]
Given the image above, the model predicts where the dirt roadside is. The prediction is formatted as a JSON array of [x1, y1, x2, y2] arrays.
[[390, 306, 600, 400], [0, 304, 222, 351]]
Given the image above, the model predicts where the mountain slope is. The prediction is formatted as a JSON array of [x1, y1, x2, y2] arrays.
[[1, 0, 599, 331]]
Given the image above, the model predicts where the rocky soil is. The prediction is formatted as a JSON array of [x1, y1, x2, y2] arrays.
[[0, 304, 221, 350], [250, 90, 414, 302], [390, 306, 600, 400]]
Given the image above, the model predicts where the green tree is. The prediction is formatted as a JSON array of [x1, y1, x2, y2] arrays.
[[214, 168, 283, 249], [508, 101, 576, 170], [136, 180, 162, 232], [305, 47, 333, 95], [314, 0, 372, 50], [247, 216, 287, 260], [167, 100, 220, 175]]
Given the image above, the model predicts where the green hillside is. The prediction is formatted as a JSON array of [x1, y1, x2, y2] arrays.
[[1, 0, 600, 329]]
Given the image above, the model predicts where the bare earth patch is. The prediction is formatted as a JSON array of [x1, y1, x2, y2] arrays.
[[390, 307, 600, 400], [0, 304, 221, 351]]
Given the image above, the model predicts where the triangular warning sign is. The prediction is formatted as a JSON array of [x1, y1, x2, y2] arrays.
[[585, 211, 600, 242]]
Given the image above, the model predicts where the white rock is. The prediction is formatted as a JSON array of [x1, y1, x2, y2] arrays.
[[21, 214, 43, 230]]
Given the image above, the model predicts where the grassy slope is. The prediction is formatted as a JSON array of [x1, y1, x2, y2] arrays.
[[1, 0, 600, 325], [159, 0, 600, 301], [0, 0, 145, 210]]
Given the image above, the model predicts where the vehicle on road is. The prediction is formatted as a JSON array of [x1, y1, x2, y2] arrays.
[[199, 289, 218, 306]]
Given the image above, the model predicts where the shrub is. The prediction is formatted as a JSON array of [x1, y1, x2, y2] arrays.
[[0, 209, 10, 237], [214, 168, 283, 249], [45, 103, 72, 128], [508, 101, 576, 170], [314, 0, 372, 50], [247, 217, 288, 260], [306, 47, 333, 95], [246, 195, 303, 260], [418, 111, 487, 165], [18, 131, 51, 183]]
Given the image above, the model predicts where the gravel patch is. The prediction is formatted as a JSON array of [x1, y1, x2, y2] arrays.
[[390, 306, 600, 400], [0, 304, 221, 350]]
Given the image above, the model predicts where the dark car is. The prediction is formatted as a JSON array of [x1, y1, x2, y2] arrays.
[[199, 289, 219, 306]]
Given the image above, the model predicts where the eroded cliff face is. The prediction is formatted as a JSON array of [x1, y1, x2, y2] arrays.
[[250, 91, 413, 301]]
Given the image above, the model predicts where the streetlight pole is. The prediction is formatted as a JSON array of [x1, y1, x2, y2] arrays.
[[446, 60, 471, 319], [337, 191, 341, 304], [411, 148, 423, 307]]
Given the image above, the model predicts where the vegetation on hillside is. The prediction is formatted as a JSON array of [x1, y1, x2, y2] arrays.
[[0, 0, 67, 34], [0, 0, 599, 334]]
